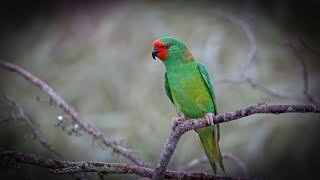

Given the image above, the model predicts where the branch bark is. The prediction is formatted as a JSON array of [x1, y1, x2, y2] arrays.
[[152, 103, 320, 179], [0, 59, 147, 167], [0, 150, 246, 180]]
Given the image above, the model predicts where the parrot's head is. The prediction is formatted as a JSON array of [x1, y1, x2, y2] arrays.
[[151, 37, 194, 64]]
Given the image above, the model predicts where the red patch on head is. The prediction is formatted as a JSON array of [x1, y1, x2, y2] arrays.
[[152, 40, 168, 61], [152, 40, 164, 48]]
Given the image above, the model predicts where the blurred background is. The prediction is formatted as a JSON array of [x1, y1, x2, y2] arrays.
[[0, 0, 320, 179]]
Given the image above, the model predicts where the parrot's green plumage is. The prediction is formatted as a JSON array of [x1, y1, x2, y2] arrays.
[[152, 37, 224, 173]]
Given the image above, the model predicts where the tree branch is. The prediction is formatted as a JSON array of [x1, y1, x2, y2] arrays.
[[152, 103, 320, 179], [245, 77, 307, 101], [0, 59, 147, 167], [299, 36, 320, 57], [180, 156, 208, 171], [1, 95, 63, 159], [0, 150, 246, 180], [215, 12, 318, 103], [216, 11, 257, 78], [1, 95, 90, 180], [182, 152, 249, 178], [289, 42, 318, 104], [222, 152, 249, 178]]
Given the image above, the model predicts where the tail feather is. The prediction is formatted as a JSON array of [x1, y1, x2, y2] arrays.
[[196, 126, 224, 173]]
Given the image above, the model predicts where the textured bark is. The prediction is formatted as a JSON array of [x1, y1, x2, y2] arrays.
[[152, 103, 320, 179], [0, 150, 247, 180]]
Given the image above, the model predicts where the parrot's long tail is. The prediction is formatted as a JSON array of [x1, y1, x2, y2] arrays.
[[196, 126, 225, 173]]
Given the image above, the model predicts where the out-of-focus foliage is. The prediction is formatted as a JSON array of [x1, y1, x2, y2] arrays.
[[0, 1, 319, 179]]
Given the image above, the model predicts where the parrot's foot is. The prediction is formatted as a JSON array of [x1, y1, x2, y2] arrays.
[[171, 113, 186, 129], [205, 112, 216, 126]]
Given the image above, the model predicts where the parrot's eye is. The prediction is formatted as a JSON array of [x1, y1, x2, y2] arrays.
[[163, 44, 171, 49]]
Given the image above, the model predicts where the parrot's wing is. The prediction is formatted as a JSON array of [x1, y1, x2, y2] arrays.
[[164, 72, 174, 105], [197, 62, 220, 141]]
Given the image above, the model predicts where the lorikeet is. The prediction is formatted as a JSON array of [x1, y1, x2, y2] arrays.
[[152, 37, 224, 173]]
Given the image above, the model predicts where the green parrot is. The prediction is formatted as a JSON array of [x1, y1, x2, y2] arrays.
[[152, 37, 224, 173]]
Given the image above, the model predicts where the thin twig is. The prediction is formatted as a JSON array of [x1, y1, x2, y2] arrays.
[[180, 156, 207, 171], [245, 77, 307, 101], [216, 11, 257, 77], [1, 95, 64, 159], [0, 59, 147, 167], [289, 43, 318, 104], [299, 36, 320, 57], [0, 150, 247, 180], [213, 79, 245, 85], [1, 96, 89, 179], [222, 152, 249, 178], [182, 153, 249, 178], [215, 12, 318, 103], [152, 103, 320, 179], [216, 76, 309, 102]]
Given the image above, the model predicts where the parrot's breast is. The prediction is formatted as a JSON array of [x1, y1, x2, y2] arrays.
[[167, 64, 215, 119]]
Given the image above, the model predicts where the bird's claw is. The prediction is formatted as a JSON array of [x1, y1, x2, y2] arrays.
[[205, 112, 215, 126], [171, 113, 186, 129], [171, 116, 186, 127]]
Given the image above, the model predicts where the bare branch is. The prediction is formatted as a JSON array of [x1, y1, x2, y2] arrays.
[[1, 95, 90, 180], [181, 156, 207, 171], [299, 36, 320, 57], [289, 43, 318, 104], [245, 77, 307, 101], [214, 13, 318, 103], [217, 11, 257, 77], [152, 103, 320, 179], [216, 76, 309, 102], [213, 79, 244, 85], [222, 152, 249, 178], [0, 150, 246, 180], [1, 95, 63, 159], [0, 59, 147, 167], [182, 153, 249, 178]]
